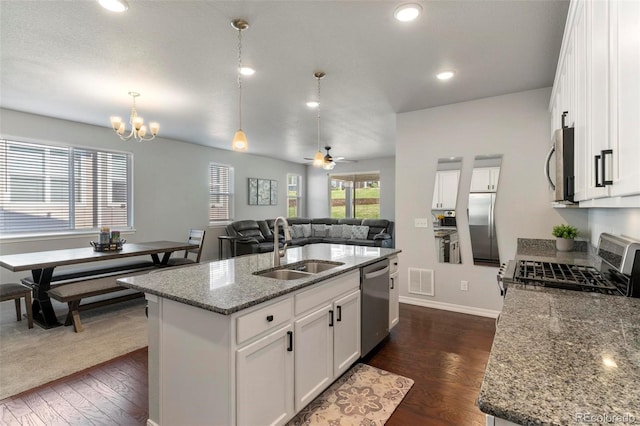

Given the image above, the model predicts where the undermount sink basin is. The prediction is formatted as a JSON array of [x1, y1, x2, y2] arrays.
[[254, 260, 344, 280], [255, 269, 313, 280], [284, 260, 344, 274]]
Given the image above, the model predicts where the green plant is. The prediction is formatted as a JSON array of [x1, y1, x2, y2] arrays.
[[552, 224, 579, 239]]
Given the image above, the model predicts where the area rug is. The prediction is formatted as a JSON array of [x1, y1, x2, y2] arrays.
[[287, 363, 414, 426], [0, 298, 147, 400]]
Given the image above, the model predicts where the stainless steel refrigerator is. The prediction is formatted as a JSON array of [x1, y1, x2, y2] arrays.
[[468, 193, 499, 265]]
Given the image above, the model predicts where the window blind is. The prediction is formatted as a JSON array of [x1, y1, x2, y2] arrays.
[[209, 163, 234, 222], [0, 139, 133, 235]]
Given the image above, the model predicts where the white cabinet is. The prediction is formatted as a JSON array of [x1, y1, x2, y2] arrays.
[[294, 285, 361, 412], [432, 170, 460, 209], [389, 256, 399, 330], [552, 0, 640, 205], [236, 324, 294, 426], [470, 167, 500, 192]]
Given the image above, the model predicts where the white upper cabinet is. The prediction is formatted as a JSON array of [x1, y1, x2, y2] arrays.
[[470, 167, 500, 193], [550, 0, 640, 206], [432, 170, 460, 209]]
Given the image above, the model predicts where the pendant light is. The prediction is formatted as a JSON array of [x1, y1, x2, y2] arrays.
[[312, 71, 326, 167], [232, 19, 249, 152]]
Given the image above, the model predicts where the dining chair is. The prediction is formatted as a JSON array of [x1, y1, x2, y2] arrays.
[[0, 283, 33, 329], [167, 229, 206, 266]]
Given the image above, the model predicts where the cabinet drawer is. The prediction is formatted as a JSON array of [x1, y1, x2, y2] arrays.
[[389, 257, 399, 274], [237, 298, 293, 345], [295, 271, 359, 316]]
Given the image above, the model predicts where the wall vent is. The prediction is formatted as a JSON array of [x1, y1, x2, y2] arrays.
[[408, 268, 434, 296]]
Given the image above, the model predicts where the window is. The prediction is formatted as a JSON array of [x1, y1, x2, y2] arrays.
[[329, 173, 380, 219], [209, 163, 234, 222], [0, 139, 133, 236], [287, 174, 303, 217]]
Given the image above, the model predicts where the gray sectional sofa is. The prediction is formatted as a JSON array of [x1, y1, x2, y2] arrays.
[[225, 217, 394, 256]]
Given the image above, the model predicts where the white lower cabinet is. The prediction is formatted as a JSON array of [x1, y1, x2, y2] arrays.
[[236, 324, 294, 426], [332, 290, 361, 378], [389, 256, 399, 330]]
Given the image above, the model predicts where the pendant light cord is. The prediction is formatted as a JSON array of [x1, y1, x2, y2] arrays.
[[317, 75, 321, 152], [237, 28, 243, 129]]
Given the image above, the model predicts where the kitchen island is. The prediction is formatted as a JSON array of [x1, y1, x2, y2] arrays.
[[117, 243, 400, 426], [478, 286, 640, 425]]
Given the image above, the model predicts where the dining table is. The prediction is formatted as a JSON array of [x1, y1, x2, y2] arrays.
[[0, 240, 197, 329]]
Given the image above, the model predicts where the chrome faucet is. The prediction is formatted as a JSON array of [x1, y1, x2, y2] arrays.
[[273, 216, 291, 267]]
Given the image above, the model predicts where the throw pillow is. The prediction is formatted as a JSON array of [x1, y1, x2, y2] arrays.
[[351, 225, 370, 240], [328, 224, 344, 238], [290, 225, 304, 239], [341, 224, 353, 239], [312, 224, 328, 237], [301, 223, 312, 238]]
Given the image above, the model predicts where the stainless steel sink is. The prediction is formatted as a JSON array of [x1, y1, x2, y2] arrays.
[[284, 260, 344, 273], [255, 269, 314, 280], [254, 260, 344, 280]]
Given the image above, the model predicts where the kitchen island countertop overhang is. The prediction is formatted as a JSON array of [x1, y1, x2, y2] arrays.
[[116, 243, 401, 315]]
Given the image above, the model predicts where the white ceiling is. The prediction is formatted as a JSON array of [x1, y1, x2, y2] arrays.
[[0, 0, 568, 164]]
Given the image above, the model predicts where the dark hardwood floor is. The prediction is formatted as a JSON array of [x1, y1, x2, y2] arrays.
[[0, 304, 495, 425]]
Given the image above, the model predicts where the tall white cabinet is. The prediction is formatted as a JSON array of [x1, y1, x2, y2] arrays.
[[550, 0, 640, 206]]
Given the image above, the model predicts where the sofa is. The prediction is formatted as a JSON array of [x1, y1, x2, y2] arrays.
[[225, 217, 394, 256]]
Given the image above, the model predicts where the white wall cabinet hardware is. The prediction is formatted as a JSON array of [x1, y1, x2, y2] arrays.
[[389, 256, 399, 330], [432, 170, 460, 209], [470, 167, 500, 193], [551, 0, 640, 205]]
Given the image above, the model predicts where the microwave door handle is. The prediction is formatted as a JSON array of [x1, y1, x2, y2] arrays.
[[595, 154, 603, 187], [545, 144, 556, 189]]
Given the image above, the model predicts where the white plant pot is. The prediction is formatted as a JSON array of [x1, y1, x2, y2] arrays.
[[556, 238, 574, 252]]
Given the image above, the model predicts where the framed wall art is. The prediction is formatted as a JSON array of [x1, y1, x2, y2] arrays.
[[248, 178, 278, 205]]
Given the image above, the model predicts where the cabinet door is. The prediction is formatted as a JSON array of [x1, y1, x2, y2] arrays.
[[294, 304, 333, 412], [470, 168, 496, 192], [438, 170, 460, 209], [236, 324, 294, 426], [609, 0, 640, 197], [333, 290, 361, 378], [389, 272, 399, 330], [489, 167, 500, 191], [431, 172, 441, 209]]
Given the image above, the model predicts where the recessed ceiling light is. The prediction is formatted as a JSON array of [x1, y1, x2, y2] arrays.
[[306, 101, 319, 108], [394, 3, 422, 22], [240, 67, 255, 76], [98, 0, 129, 12], [437, 71, 455, 80]]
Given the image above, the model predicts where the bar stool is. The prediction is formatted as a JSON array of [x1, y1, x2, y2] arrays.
[[0, 283, 33, 329]]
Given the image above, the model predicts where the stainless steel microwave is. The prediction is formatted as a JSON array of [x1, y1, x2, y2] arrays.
[[545, 113, 575, 203]]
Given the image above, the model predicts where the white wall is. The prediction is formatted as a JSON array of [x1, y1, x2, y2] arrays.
[[306, 157, 396, 220], [0, 109, 306, 282], [588, 208, 640, 245], [396, 88, 589, 314]]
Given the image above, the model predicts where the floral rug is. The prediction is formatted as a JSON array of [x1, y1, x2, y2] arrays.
[[287, 363, 414, 426]]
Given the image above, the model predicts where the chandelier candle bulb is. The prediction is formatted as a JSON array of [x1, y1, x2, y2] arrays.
[[117, 123, 125, 135], [110, 116, 122, 130], [149, 122, 160, 135], [138, 126, 147, 137]]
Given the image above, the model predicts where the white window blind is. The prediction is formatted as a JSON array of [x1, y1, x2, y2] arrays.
[[0, 139, 133, 236], [209, 163, 234, 222]]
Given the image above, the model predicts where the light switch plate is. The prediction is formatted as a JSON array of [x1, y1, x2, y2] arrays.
[[414, 218, 430, 228]]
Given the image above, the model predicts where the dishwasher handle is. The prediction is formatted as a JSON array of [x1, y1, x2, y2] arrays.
[[364, 266, 390, 280]]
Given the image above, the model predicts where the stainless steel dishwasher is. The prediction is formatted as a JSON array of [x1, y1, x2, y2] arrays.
[[361, 258, 390, 356]]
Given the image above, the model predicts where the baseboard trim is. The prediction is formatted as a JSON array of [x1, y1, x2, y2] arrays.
[[399, 296, 501, 319]]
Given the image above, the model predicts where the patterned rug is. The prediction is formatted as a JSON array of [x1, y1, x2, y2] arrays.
[[287, 363, 414, 426]]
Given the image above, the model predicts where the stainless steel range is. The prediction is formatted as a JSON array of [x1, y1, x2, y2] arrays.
[[504, 233, 640, 297]]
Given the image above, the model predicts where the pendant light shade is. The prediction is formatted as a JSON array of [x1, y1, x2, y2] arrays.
[[313, 150, 325, 167], [232, 19, 249, 152]]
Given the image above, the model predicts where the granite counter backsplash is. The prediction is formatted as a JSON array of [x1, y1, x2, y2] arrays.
[[478, 287, 640, 425], [515, 238, 597, 268]]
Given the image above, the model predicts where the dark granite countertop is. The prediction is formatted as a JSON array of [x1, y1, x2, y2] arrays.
[[117, 243, 400, 315], [478, 287, 640, 425]]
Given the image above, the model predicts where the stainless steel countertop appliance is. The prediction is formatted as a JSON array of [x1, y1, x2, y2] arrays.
[[506, 233, 640, 297], [361, 259, 390, 356]]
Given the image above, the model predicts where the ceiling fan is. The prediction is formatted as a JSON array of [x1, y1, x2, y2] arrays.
[[304, 146, 355, 170]]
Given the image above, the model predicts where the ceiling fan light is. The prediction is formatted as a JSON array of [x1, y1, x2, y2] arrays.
[[313, 150, 325, 167], [232, 129, 248, 151], [98, 0, 129, 12], [322, 161, 336, 171]]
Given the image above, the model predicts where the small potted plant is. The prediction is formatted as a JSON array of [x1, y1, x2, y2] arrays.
[[552, 224, 579, 252]]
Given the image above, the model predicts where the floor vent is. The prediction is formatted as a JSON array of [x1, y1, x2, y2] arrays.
[[408, 268, 434, 296]]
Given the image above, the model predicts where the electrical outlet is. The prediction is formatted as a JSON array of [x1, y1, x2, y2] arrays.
[[461, 280, 469, 291], [414, 218, 430, 228]]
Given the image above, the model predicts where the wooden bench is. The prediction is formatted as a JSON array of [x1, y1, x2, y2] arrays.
[[21, 262, 157, 332]]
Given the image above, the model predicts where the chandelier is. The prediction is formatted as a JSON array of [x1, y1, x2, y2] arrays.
[[312, 71, 326, 167], [232, 19, 249, 152], [109, 92, 159, 142]]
